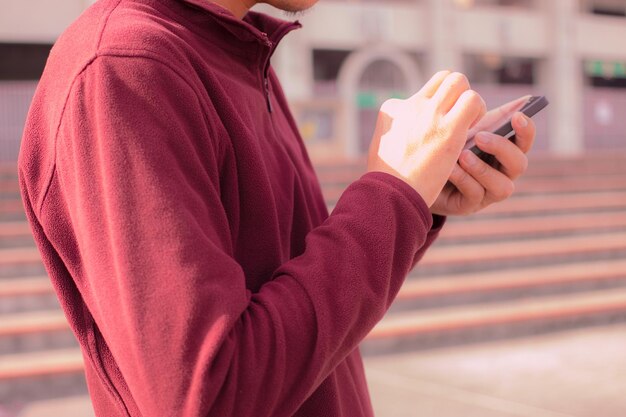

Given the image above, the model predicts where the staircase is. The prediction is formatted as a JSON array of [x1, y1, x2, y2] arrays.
[[2, 152, 626, 407], [313, 152, 626, 354], [0, 166, 86, 410]]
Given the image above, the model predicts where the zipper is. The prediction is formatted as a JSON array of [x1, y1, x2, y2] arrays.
[[257, 22, 300, 114], [257, 22, 301, 114], [264, 76, 273, 113], [260, 33, 274, 114]]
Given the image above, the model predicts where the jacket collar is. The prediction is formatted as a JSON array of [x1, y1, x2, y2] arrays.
[[179, 0, 301, 46]]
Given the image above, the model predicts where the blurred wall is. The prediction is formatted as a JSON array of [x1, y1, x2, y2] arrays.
[[0, 0, 94, 43]]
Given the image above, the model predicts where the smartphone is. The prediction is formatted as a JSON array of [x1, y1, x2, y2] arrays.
[[464, 95, 549, 167]]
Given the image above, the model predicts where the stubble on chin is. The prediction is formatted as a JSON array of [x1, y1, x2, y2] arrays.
[[282, 9, 311, 18], [263, 0, 317, 17]]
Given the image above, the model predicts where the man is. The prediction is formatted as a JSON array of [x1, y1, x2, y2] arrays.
[[18, 0, 535, 416]]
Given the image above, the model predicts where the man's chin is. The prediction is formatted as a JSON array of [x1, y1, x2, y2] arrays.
[[281, 7, 313, 18], [263, 0, 319, 15]]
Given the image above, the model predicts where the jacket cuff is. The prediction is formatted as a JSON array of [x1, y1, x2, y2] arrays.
[[359, 171, 434, 229]]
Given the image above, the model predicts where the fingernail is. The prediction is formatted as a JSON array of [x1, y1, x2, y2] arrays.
[[462, 150, 478, 166], [516, 112, 528, 128], [475, 132, 492, 145]]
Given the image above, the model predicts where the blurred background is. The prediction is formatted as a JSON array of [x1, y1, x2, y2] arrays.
[[1, 0, 625, 416]]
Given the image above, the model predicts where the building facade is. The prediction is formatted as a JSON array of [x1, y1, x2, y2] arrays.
[[1, 0, 625, 161]]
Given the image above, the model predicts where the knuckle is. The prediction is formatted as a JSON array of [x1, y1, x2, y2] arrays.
[[508, 181, 516, 196], [519, 155, 529, 174], [473, 160, 489, 178], [462, 205, 478, 216], [449, 72, 470, 90], [463, 89, 480, 101], [495, 181, 515, 200], [464, 192, 484, 214], [463, 90, 485, 109], [505, 152, 529, 179], [454, 165, 470, 185]]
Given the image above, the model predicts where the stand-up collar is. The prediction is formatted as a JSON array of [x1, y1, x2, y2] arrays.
[[179, 0, 301, 46]]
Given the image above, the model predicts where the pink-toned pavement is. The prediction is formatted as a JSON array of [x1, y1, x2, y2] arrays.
[[364, 324, 626, 417]]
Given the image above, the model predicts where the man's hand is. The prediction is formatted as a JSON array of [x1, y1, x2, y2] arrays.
[[430, 96, 537, 216], [367, 71, 486, 207]]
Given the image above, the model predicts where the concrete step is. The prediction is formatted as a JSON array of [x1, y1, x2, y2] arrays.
[[0, 199, 26, 221], [0, 165, 17, 182], [0, 348, 83, 381], [0, 247, 45, 278], [476, 190, 626, 217], [514, 151, 626, 176], [395, 259, 626, 312], [514, 174, 626, 194], [415, 231, 626, 275], [0, 276, 58, 314], [0, 310, 69, 338], [364, 288, 626, 354], [0, 276, 52, 298], [0, 246, 41, 262], [439, 210, 626, 243], [0, 310, 75, 355], [0, 180, 19, 194], [0, 220, 35, 248], [0, 348, 87, 406], [0, 221, 32, 238]]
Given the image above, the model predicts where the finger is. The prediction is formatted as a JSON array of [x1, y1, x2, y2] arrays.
[[490, 95, 531, 123], [414, 70, 452, 99], [432, 72, 470, 113], [447, 163, 485, 213], [459, 150, 515, 204], [469, 97, 488, 130], [467, 95, 532, 139], [444, 89, 486, 131], [474, 132, 528, 180], [511, 112, 536, 154]]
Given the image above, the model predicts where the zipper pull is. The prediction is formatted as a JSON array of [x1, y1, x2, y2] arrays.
[[264, 77, 273, 113]]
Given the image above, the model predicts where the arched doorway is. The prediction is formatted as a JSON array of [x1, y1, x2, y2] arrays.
[[337, 46, 422, 157], [357, 60, 408, 155]]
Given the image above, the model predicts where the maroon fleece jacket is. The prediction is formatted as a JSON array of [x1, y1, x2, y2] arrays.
[[18, 0, 444, 415]]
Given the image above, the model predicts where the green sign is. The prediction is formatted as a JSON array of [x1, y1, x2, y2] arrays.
[[357, 91, 409, 109], [587, 60, 626, 78], [357, 92, 378, 109]]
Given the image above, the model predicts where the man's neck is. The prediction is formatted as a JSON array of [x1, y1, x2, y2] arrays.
[[210, 0, 255, 19]]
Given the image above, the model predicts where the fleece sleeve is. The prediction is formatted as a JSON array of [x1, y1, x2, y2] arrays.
[[52, 55, 435, 417]]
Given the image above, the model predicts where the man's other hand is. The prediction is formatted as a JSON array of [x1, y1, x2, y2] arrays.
[[431, 97, 537, 216]]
